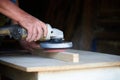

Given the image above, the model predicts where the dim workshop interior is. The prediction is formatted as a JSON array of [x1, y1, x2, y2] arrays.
[[0, 0, 120, 80]]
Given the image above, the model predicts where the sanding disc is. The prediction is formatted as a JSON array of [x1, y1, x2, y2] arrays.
[[40, 42, 72, 49]]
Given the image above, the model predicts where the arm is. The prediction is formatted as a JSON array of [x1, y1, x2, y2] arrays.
[[11, 0, 19, 24], [0, 0, 47, 42], [9, 0, 40, 52]]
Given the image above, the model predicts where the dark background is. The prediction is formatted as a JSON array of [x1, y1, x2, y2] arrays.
[[1, 0, 120, 55]]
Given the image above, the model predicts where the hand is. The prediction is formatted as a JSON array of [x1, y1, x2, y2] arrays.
[[19, 39, 40, 52], [18, 15, 48, 42]]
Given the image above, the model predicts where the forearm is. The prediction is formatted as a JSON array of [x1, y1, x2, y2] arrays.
[[0, 0, 30, 23], [0, 0, 47, 42], [11, 0, 19, 24]]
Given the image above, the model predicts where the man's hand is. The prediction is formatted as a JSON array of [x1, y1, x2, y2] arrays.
[[19, 39, 40, 52], [19, 15, 48, 42]]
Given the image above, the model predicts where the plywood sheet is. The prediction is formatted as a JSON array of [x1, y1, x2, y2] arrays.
[[0, 49, 120, 72]]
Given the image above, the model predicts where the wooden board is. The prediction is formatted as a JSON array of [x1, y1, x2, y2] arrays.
[[0, 49, 80, 63], [33, 49, 79, 62], [0, 49, 120, 72]]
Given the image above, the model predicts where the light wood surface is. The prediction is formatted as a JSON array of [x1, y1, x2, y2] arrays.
[[0, 49, 80, 62], [33, 49, 79, 62], [0, 49, 120, 72]]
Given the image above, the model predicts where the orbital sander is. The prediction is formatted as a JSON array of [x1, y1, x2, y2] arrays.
[[0, 24, 72, 51]]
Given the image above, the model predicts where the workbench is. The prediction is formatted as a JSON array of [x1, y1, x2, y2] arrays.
[[0, 49, 120, 80]]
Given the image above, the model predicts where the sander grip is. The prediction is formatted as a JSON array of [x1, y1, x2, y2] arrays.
[[0, 24, 27, 40]]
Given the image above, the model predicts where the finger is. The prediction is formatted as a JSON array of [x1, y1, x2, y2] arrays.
[[41, 22, 48, 37], [30, 26, 37, 42], [35, 26, 43, 41], [26, 29, 32, 42]]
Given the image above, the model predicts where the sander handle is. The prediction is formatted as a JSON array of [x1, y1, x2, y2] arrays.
[[0, 24, 27, 40]]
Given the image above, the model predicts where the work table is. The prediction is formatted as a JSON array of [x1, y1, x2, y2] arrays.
[[0, 49, 120, 80]]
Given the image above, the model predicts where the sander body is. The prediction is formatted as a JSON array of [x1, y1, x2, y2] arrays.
[[0, 24, 72, 49]]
